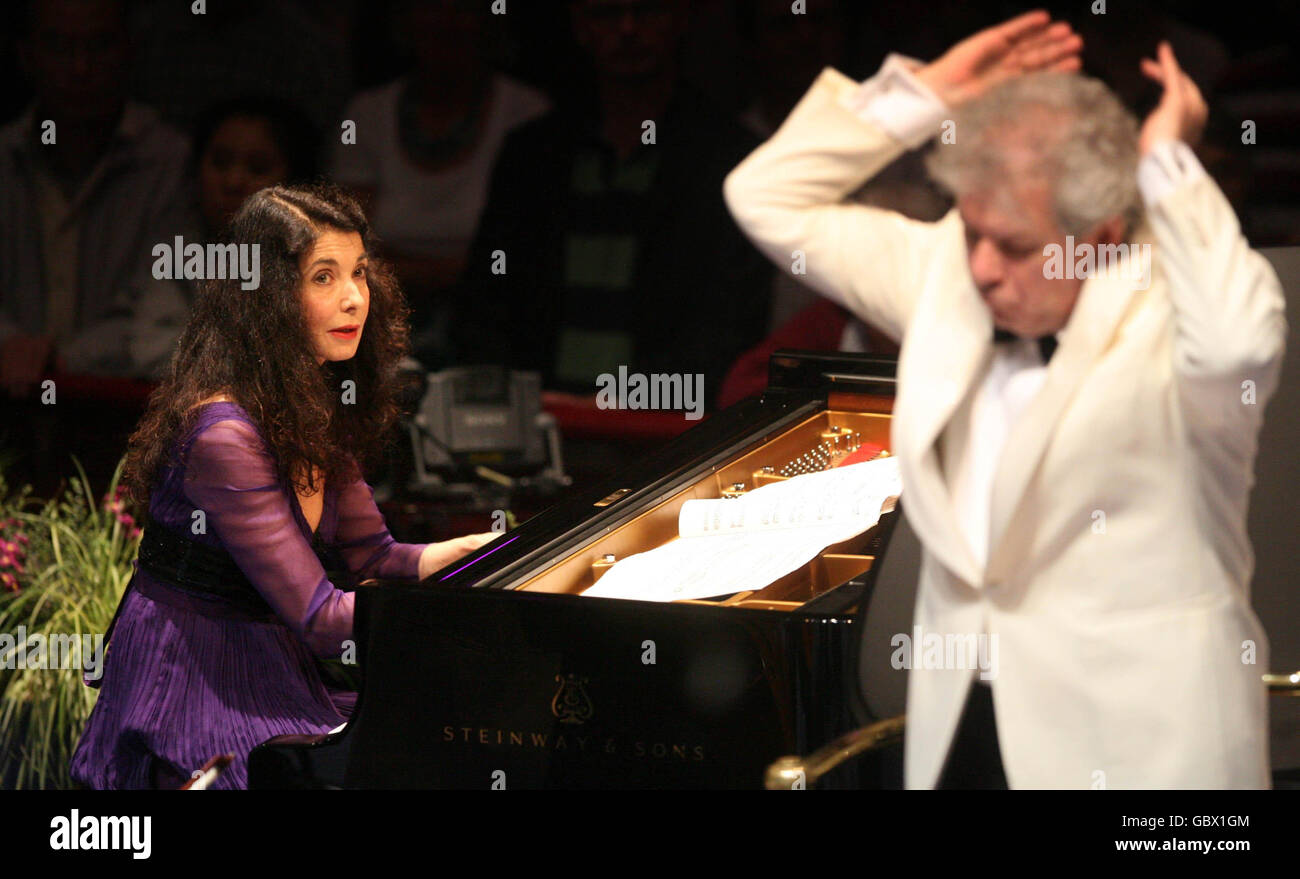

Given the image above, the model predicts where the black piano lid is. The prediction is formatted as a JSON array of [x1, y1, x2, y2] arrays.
[[767, 348, 897, 397], [428, 350, 898, 594]]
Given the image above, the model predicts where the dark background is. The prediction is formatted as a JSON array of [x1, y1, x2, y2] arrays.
[[0, 0, 1296, 504]]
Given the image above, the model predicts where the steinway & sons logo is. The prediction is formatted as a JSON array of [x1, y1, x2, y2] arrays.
[[551, 673, 593, 724], [439, 672, 706, 761]]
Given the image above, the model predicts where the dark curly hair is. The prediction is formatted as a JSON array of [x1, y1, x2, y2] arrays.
[[121, 182, 413, 512]]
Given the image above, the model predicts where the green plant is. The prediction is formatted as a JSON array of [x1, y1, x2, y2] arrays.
[[0, 457, 139, 789]]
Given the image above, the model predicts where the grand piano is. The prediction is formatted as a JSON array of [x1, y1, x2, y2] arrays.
[[249, 351, 920, 789]]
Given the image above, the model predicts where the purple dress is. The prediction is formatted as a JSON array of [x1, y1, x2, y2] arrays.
[[70, 402, 428, 789]]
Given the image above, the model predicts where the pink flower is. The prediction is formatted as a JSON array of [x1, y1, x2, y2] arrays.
[[0, 528, 29, 577]]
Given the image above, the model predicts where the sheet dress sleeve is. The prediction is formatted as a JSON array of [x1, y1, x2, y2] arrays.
[[331, 461, 429, 581], [181, 417, 355, 658]]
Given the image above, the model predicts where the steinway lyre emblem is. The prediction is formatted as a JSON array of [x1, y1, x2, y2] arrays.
[[551, 674, 594, 725]]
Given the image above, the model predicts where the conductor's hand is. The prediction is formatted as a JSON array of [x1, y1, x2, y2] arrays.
[[418, 532, 499, 581], [915, 10, 1083, 108], [1138, 41, 1207, 155]]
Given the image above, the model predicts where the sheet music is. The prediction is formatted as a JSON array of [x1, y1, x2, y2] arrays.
[[582, 456, 902, 602]]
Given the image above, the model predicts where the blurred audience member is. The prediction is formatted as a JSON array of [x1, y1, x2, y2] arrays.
[[194, 96, 321, 237], [330, 0, 549, 360], [454, 0, 771, 409], [128, 0, 349, 135], [736, 0, 848, 137], [731, 0, 946, 362], [736, 0, 847, 332], [0, 0, 196, 393], [1201, 2, 1300, 245]]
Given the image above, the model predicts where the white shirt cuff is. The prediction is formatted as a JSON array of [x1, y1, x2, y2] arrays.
[[1137, 139, 1208, 207], [840, 53, 949, 150]]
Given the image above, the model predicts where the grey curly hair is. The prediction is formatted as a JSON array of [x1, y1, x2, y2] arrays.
[[924, 72, 1142, 238]]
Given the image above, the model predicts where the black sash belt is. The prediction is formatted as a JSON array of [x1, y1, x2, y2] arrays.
[[136, 522, 278, 617], [94, 521, 352, 687]]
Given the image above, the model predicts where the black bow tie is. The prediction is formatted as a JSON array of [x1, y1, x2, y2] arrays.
[[993, 327, 1059, 364]]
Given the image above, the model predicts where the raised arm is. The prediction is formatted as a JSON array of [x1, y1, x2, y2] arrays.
[[722, 61, 945, 342], [1137, 42, 1287, 387], [182, 418, 354, 658], [1135, 43, 1287, 518], [1144, 145, 1286, 394], [723, 11, 1082, 342]]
